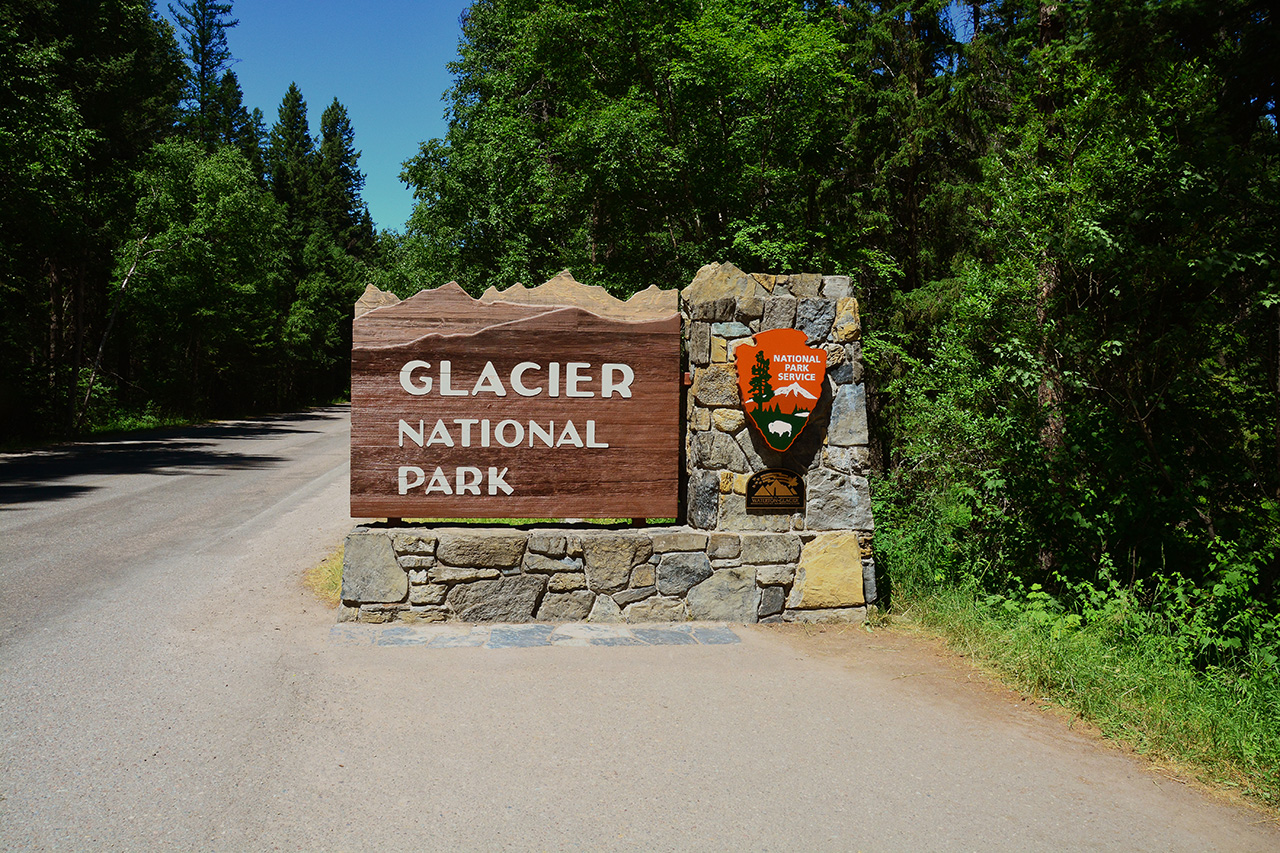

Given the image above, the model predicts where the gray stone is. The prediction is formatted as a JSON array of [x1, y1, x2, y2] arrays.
[[708, 533, 741, 559], [435, 531, 527, 568], [740, 533, 802, 564], [342, 533, 408, 604], [719, 493, 791, 532], [846, 342, 864, 383], [733, 429, 769, 471], [392, 533, 436, 556], [790, 273, 822, 297], [656, 552, 714, 596], [781, 607, 867, 624], [796, 299, 837, 344], [527, 533, 567, 558], [688, 471, 720, 530], [828, 357, 854, 385], [821, 275, 852, 300], [407, 569, 430, 584], [650, 530, 709, 552], [408, 584, 448, 606], [823, 445, 869, 474], [690, 296, 736, 322], [689, 321, 711, 366], [691, 364, 739, 407], [429, 564, 503, 583], [623, 597, 687, 622], [357, 603, 407, 623], [536, 591, 595, 621], [736, 296, 765, 321], [682, 261, 760, 305], [828, 383, 869, 447], [613, 585, 656, 607], [397, 555, 435, 569], [863, 558, 877, 603], [761, 295, 797, 331], [758, 586, 786, 618], [548, 572, 587, 592], [712, 321, 752, 338], [582, 534, 652, 593], [587, 594, 623, 623], [447, 575, 545, 622], [806, 470, 874, 530], [687, 566, 758, 622], [524, 552, 583, 574], [754, 562, 796, 585], [402, 606, 449, 623], [695, 432, 749, 473]]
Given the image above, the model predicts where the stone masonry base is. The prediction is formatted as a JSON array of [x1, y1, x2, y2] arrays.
[[340, 525, 875, 625]]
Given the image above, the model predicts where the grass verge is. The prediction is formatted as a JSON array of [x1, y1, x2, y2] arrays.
[[304, 544, 344, 607], [885, 583, 1280, 810]]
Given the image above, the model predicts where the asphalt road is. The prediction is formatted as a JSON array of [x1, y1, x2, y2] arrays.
[[1, 408, 1276, 852]]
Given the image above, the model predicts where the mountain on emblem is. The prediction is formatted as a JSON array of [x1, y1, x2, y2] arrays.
[[734, 328, 827, 452]]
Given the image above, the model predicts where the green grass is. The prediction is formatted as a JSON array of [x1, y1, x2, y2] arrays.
[[304, 544, 344, 607], [884, 580, 1280, 809]]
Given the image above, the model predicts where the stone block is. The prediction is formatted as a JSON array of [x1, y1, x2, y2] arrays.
[[657, 552, 714, 596], [728, 338, 755, 362], [397, 555, 436, 570], [631, 563, 656, 587], [713, 409, 746, 434], [392, 533, 436, 556], [537, 591, 595, 621], [695, 432, 749, 473], [691, 364, 739, 407], [548, 572, 587, 592], [796, 299, 837, 344], [806, 470, 874, 530], [740, 533, 802, 564], [713, 321, 752, 338], [651, 530, 709, 552], [821, 276, 852, 300], [613, 585, 656, 607], [689, 321, 711, 365], [356, 603, 405, 623], [682, 261, 759, 305], [527, 533, 567, 558], [524, 552, 582, 574], [409, 584, 448, 606], [787, 532, 865, 609], [846, 341, 864, 383], [582, 534, 653, 593], [719, 494, 791, 532], [751, 273, 777, 293], [863, 557, 878, 603], [588, 594, 624, 623], [758, 586, 786, 618], [402, 606, 449, 623], [691, 407, 712, 432], [430, 564, 503, 583], [448, 575, 545, 622], [407, 569, 430, 584], [707, 533, 741, 560], [737, 296, 765, 321], [711, 336, 728, 363], [688, 470, 721, 530], [782, 607, 867, 624], [342, 533, 408, 604], [790, 273, 822, 298], [823, 446, 869, 474], [435, 531, 527, 568], [692, 296, 737, 322], [623, 597, 687, 622], [761, 295, 797, 331], [833, 297, 861, 342], [719, 471, 735, 493], [687, 566, 758, 622], [754, 562, 796, 585]]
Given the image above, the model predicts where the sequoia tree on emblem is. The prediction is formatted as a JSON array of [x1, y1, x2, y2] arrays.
[[734, 327, 827, 451]]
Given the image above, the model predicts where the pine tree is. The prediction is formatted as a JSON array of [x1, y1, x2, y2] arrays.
[[749, 351, 773, 408], [213, 70, 264, 178], [169, 0, 239, 149], [265, 82, 316, 247], [317, 98, 373, 255]]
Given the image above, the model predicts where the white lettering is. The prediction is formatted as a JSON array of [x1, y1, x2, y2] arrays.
[[454, 418, 478, 446], [496, 419, 524, 447], [426, 419, 454, 447], [438, 360, 467, 396], [602, 363, 634, 398], [511, 362, 542, 397], [565, 362, 593, 397], [456, 466, 483, 495], [399, 419, 424, 447], [556, 420, 584, 448], [425, 466, 453, 494], [529, 420, 554, 447], [471, 361, 507, 396], [399, 360, 432, 395], [488, 467, 513, 495], [548, 362, 560, 397], [398, 466, 425, 494], [586, 420, 609, 448]]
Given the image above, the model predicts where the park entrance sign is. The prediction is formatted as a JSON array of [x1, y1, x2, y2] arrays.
[[350, 275, 681, 518]]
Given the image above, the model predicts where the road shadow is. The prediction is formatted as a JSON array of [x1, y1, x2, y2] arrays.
[[0, 407, 347, 508]]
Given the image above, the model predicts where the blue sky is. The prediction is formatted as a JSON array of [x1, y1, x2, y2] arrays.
[[174, 1, 472, 232]]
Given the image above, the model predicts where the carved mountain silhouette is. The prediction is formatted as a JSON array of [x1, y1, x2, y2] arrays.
[[774, 381, 818, 400]]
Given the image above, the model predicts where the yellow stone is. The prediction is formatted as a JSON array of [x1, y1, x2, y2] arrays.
[[833, 297, 861, 342], [720, 471, 736, 493], [751, 273, 776, 293], [789, 532, 865, 609], [859, 535, 874, 558], [692, 407, 711, 431], [711, 336, 728, 362], [733, 473, 749, 495], [713, 409, 745, 433]]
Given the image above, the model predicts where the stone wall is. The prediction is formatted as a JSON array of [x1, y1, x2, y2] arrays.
[[340, 263, 875, 624]]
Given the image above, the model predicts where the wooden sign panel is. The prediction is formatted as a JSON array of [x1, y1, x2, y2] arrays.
[[351, 280, 681, 518]]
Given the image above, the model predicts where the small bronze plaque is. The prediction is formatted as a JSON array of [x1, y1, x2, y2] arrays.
[[745, 468, 804, 511]]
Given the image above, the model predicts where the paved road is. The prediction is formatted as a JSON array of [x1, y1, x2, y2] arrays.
[[1, 408, 1276, 851]]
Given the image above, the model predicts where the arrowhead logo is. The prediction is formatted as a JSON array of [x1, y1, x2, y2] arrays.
[[735, 328, 827, 451]]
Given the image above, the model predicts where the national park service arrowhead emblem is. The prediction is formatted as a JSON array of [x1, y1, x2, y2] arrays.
[[735, 327, 827, 451]]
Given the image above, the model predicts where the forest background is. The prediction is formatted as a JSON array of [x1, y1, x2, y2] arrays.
[[3, 0, 1277, 803]]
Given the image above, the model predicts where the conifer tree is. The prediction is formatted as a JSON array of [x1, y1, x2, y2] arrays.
[[265, 82, 316, 247], [169, 0, 239, 148], [317, 98, 373, 255]]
